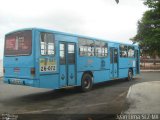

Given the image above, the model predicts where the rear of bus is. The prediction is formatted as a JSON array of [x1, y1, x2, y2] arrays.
[[3, 29, 38, 86]]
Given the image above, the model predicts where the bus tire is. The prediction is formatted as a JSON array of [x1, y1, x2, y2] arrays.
[[81, 73, 93, 92], [128, 69, 133, 81]]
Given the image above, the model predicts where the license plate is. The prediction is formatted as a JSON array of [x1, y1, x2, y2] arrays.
[[11, 79, 22, 85]]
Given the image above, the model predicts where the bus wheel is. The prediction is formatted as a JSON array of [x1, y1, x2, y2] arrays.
[[81, 73, 93, 92], [128, 69, 133, 81]]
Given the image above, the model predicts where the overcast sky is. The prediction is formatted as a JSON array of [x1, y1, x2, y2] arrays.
[[0, 0, 147, 59]]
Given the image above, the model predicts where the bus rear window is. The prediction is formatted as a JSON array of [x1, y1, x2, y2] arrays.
[[5, 30, 32, 56]]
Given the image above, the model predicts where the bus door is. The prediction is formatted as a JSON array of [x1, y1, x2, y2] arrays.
[[135, 49, 140, 74], [59, 42, 76, 87], [110, 47, 118, 79]]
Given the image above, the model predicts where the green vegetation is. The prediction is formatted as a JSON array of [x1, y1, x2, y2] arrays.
[[115, 0, 119, 4], [131, 0, 160, 59]]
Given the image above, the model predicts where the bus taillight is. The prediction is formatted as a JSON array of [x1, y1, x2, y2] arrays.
[[30, 68, 35, 76]]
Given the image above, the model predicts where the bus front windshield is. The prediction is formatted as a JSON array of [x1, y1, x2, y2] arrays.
[[4, 30, 32, 56]]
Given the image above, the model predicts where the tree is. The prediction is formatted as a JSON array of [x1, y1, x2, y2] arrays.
[[115, 0, 119, 4], [131, 0, 160, 64]]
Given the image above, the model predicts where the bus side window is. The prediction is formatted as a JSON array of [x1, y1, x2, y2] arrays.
[[120, 44, 128, 57], [95, 41, 108, 57], [101, 41, 108, 57], [95, 41, 101, 57], [128, 46, 135, 58], [78, 38, 94, 57], [87, 40, 94, 56], [40, 32, 55, 55]]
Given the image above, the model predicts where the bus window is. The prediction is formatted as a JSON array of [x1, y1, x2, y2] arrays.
[[110, 48, 113, 63], [128, 46, 135, 58], [114, 49, 118, 63], [120, 44, 128, 57], [95, 41, 108, 57], [60, 43, 66, 64], [78, 38, 94, 56], [40, 32, 55, 55], [101, 41, 108, 57], [68, 44, 75, 64], [5, 30, 32, 56], [95, 40, 101, 57]]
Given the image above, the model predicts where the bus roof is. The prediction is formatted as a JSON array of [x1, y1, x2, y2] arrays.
[[5, 27, 138, 47]]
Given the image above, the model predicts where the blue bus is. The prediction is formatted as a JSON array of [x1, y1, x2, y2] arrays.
[[3, 28, 140, 91]]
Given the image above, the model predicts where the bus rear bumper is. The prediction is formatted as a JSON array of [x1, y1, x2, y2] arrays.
[[3, 77, 39, 87]]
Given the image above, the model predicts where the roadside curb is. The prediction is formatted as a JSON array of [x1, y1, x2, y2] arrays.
[[141, 70, 160, 72]]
